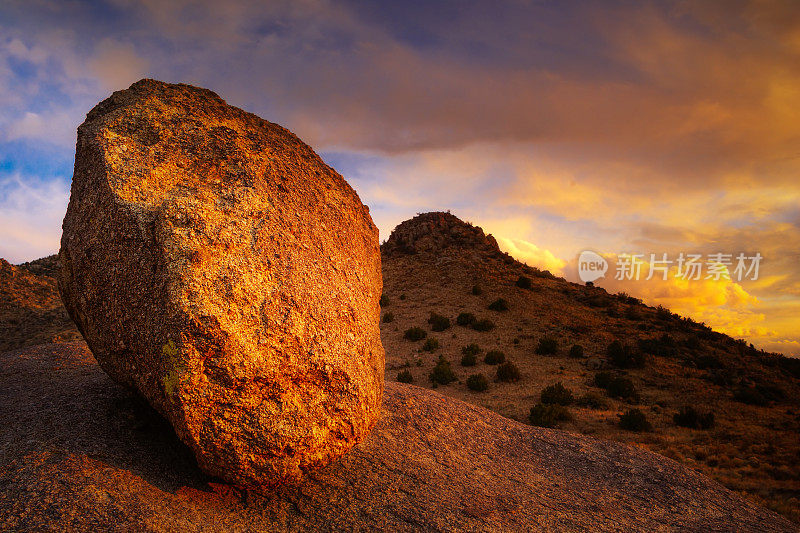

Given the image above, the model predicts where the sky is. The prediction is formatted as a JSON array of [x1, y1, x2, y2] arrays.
[[0, 0, 798, 355]]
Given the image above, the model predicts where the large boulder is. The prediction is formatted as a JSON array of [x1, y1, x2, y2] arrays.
[[57, 79, 384, 488]]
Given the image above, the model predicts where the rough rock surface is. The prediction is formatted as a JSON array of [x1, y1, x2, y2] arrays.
[[1, 343, 794, 532], [382, 211, 502, 258], [57, 79, 384, 488]]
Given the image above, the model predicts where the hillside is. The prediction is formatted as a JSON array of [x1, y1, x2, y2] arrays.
[[1, 211, 799, 523], [0, 342, 793, 531], [0, 256, 80, 352], [381, 212, 800, 522]]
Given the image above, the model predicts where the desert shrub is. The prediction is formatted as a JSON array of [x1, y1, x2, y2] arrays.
[[382, 312, 394, 323], [540, 382, 574, 405], [422, 337, 440, 352], [655, 305, 673, 321], [569, 344, 584, 358], [396, 370, 413, 383], [484, 350, 506, 365], [471, 284, 482, 296], [684, 335, 701, 351], [456, 312, 477, 326], [624, 305, 642, 320], [496, 362, 521, 382], [674, 406, 715, 429], [466, 373, 489, 391], [461, 352, 477, 366], [400, 293, 406, 300], [428, 312, 451, 332], [513, 337, 520, 345], [516, 276, 532, 289], [535, 337, 558, 355], [462, 343, 482, 357], [694, 354, 723, 370], [529, 403, 572, 428], [607, 340, 645, 368], [606, 376, 638, 401], [639, 334, 677, 358], [593, 371, 614, 389], [488, 298, 509, 312], [404, 327, 427, 341], [734, 383, 785, 406], [379, 294, 390, 306], [471, 318, 496, 332], [429, 356, 456, 386], [577, 392, 609, 410], [618, 409, 652, 432], [778, 356, 800, 379], [587, 295, 611, 308]]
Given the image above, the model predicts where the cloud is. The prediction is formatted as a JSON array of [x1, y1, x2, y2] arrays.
[[495, 237, 566, 276], [0, 174, 69, 263]]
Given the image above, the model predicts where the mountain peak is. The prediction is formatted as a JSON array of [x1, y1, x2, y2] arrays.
[[382, 211, 501, 257]]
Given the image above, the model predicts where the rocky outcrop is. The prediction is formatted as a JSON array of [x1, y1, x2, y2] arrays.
[[0, 343, 793, 532], [381, 211, 502, 257], [57, 79, 384, 488]]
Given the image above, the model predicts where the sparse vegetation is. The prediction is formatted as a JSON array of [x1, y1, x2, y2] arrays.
[[540, 382, 574, 405], [618, 409, 651, 432], [496, 361, 521, 382], [382, 312, 394, 323], [471, 318, 496, 332], [428, 312, 451, 332], [535, 337, 558, 355], [576, 392, 609, 410], [674, 406, 715, 429], [467, 373, 489, 392], [488, 298, 509, 312], [396, 370, 413, 383], [429, 356, 456, 386], [529, 403, 572, 428], [607, 340, 645, 368], [569, 344, 584, 358], [516, 276, 532, 289], [606, 376, 638, 401], [460, 344, 481, 366], [422, 337, 440, 352], [734, 384, 784, 406], [471, 284, 482, 296], [404, 327, 427, 341], [484, 350, 506, 365], [456, 312, 476, 326]]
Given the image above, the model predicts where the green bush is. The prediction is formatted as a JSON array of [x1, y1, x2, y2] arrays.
[[488, 298, 509, 312], [466, 373, 489, 392], [569, 344, 584, 358], [471, 318, 496, 332], [429, 356, 456, 386], [422, 337, 440, 352], [516, 276, 532, 289], [461, 344, 481, 366], [456, 312, 477, 326], [606, 376, 638, 401], [618, 409, 652, 432], [484, 350, 506, 365], [382, 312, 394, 323], [496, 362, 521, 382], [540, 382, 574, 405], [607, 340, 645, 368], [576, 392, 609, 410], [674, 406, 715, 429], [404, 327, 427, 341], [472, 284, 482, 296], [529, 403, 572, 428], [428, 312, 451, 332], [396, 370, 413, 383], [379, 294, 390, 307], [535, 337, 558, 355]]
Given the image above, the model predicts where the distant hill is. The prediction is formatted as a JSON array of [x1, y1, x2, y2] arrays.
[[0, 255, 79, 352], [380, 211, 800, 522]]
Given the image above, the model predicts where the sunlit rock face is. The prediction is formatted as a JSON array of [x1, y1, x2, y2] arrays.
[[58, 79, 384, 488]]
